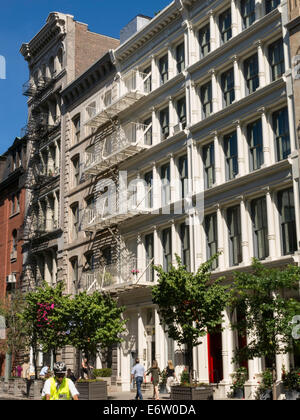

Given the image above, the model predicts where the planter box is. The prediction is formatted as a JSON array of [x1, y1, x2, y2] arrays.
[[77, 381, 108, 401], [27, 379, 44, 400], [171, 385, 214, 401], [14, 378, 27, 398], [285, 390, 300, 400], [96, 377, 111, 392]]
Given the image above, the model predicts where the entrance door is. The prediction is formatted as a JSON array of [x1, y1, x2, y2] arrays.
[[207, 332, 223, 383]]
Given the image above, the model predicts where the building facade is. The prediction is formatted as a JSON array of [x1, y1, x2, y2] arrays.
[[0, 137, 27, 375], [69, 0, 300, 399], [10, 0, 300, 399]]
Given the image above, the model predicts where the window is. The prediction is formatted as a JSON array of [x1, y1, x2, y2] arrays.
[[278, 188, 297, 255], [162, 228, 172, 272], [176, 43, 185, 74], [145, 233, 154, 282], [244, 54, 259, 94], [178, 155, 188, 199], [159, 54, 168, 85], [266, 0, 280, 14], [143, 66, 152, 93], [251, 197, 269, 260], [176, 97, 187, 129], [268, 39, 285, 81], [161, 163, 171, 206], [160, 107, 169, 140], [247, 119, 264, 171], [71, 257, 79, 289], [224, 131, 238, 180], [143, 117, 152, 145], [227, 206, 242, 266], [71, 203, 79, 241], [203, 143, 215, 189], [144, 171, 153, 209], [11, 230, 17, 261], [219, 9, 232, 44], [221, 68, 235, 107], [200, 81, 212, 118], [272, 107, 290, 161], [199, 24, 210, 58], [180, 223, 190, 271], [73, 115, 81, 144], [11, 194, 16, 215], [102, 246, 112, 266], [241, 0, 256, 29], [85, 252, 95, 271], [72, 155, 80, 187], [205, 213, 218, 269]]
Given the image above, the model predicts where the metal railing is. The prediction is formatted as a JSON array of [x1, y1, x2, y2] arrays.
[[84, 122, 150, 175], [84, 70, 151, 128], [81, 258, 155, 293]]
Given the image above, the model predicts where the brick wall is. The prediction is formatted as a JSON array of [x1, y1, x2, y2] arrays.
[[75, 22, 119, 78]]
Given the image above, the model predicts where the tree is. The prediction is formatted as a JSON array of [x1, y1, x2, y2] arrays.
[[152, 255, 230, 383], [68, 291, 127, 379], [0, 291, 29, 380], [19, 282, 72, 378], [230, 259, 300, 400]]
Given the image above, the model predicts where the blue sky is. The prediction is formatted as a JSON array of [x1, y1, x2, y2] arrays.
[[0, 0, 171, 155]]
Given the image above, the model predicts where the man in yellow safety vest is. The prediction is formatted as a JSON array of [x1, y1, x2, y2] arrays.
[[42, 362, 79, 400]]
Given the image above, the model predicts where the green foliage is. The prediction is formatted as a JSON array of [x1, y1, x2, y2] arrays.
[[0, 291, 28, 356], [231, 260, 300, 364], [67, 291, 127, 362], [180, 368, 190, 385], [19, 281, 72, 356], [282, 368, 300, 391], [152, 254, 230, 379], [93, 368, 112, 378], [230, 367, 248, 390], [259, 369, 274, 390]]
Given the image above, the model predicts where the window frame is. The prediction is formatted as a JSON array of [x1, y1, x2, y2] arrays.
[[251, 197, 269, 260], [247, 119, 264, 171]]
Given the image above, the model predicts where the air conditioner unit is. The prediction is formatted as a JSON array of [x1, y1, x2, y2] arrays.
[[6, 274, 16, 284], [173, 123, 183, 134]]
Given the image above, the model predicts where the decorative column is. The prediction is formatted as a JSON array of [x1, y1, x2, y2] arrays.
[[152, 163, 160, 212], [154, 309, 164, 369], [231, 0, 239, 37], [258, 107, 271, 167], [189, 80, 199, 126], [220, 309, 236, 397], [235, 120, 246, 176], [256, 40, 266, 88], [136, 234, 144, 281], [137, 311, 145, 367], [208, 10, 217, 51], [265, 187, 278, 259], [210, 69, 219, 114], [151, 55, 159, 91], [167, 43, 175, 80], [255, 0, 263, 20], [239, 196, 251, 265], [216, 204, 226, 270], [168, 96, 175, 137], [212, 131, 224, 185], [151, 107, 159, 146], [232, 55, 241, 101]]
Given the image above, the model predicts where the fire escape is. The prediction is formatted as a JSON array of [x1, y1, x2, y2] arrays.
[[80, 69, 154, 293]]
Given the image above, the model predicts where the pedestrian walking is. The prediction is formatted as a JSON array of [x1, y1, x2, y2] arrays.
[[146, 360, 161, 400], [42, 362, 79, 400], [131, 358, 145, 400], [165, 360, 177, 393]]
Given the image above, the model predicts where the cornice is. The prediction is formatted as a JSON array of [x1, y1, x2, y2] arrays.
[[115, 1, 183, 63], [20, 12, 67, 63]]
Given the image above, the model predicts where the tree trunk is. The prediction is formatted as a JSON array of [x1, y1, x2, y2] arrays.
[[272, 362, 277, 401], [187, 344, 193, 384]]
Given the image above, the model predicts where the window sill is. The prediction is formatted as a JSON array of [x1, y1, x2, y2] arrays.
[[9, 211, 20, 219]]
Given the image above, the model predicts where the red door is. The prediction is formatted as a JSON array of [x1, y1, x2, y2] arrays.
[[207, 332, 223, 384]]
